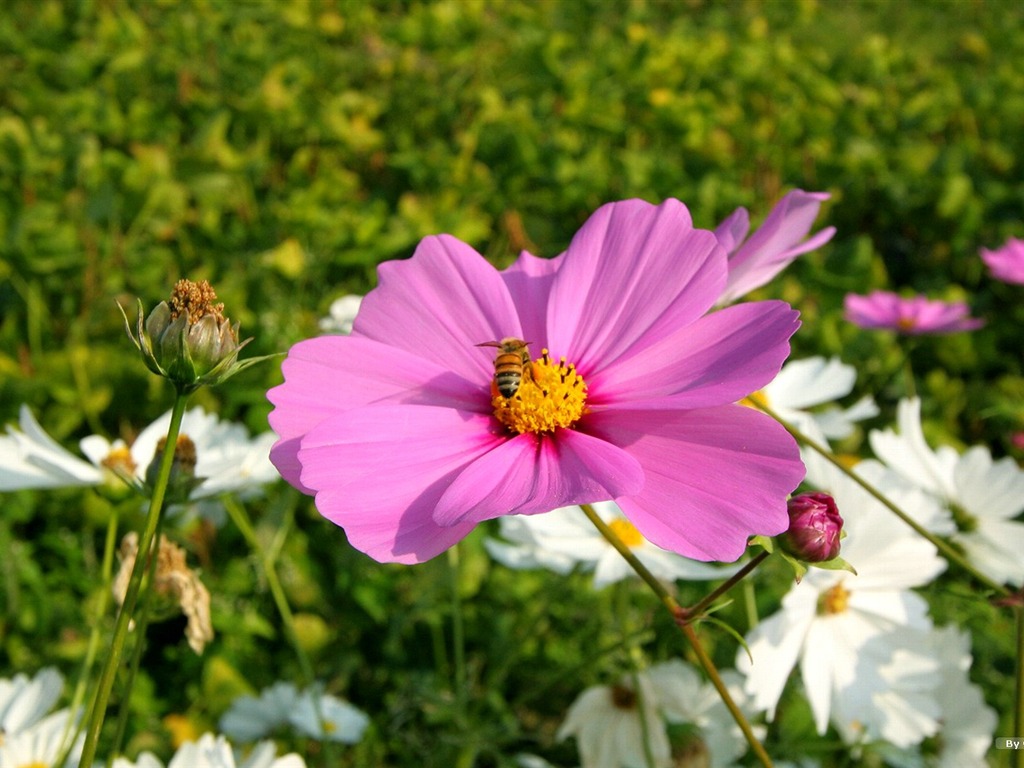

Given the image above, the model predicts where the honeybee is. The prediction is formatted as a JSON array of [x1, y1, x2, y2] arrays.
[[477, 337, 532, 398]]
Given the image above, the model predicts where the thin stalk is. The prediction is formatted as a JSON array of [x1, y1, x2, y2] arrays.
[[109, 508, 170, 763], [79, 392, 190, 767], [222, 495, 315, 686], [579, 504, 772, 767], [446, 545, 468, 721], [221, 495, 336, 760], [756, 402, 1011, 597], [57, 504, 121, 768], [685, 551, 770, 622]]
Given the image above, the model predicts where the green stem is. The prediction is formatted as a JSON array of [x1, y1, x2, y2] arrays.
[[222, 495, 315, 686], [755, 402, 1011, 597], [79, 391, 190, 767], [57, 503, 122, 768], [579, 504, 772, 768], [685, 551, 770, 622], [221, 495, 336, 760], [109, 508, 170, 763]]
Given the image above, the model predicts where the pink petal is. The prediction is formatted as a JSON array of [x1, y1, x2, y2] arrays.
[[298, 405, 501, 563], [546, 199, 727, 374], [588, 300, 800, 409], [267, 336, 484, 491], [500, 249, 564, 352], [433, 428, 644, 527], [720, 190, 834, 303], [352, 234, 525, 383], [714, 206, 750, 254], [585, 405, 804, 561]]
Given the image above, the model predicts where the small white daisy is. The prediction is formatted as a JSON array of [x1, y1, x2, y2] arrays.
[[486, 501, 740, 588], [113, 733, 306, 768], [0, 667, 64, 738], [751, 356, 878, 441], [318, 295, 363, 335], [0, 406, 279, 503], [0, 708, 81, 768], [869, 398, 1024, 585]]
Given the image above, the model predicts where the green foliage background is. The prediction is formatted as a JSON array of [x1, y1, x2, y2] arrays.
[[2, 0, 1023, 765]]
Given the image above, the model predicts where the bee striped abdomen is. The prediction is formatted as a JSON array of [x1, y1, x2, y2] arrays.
[[477, 337, 532, 399], [494, 354, 524, 397]]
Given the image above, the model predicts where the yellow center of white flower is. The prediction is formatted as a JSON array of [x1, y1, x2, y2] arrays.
[[491, 350, 588, 434], [608, 518, 644, 548], [820, 582, 850, 614], [740, 389, 770, 410]]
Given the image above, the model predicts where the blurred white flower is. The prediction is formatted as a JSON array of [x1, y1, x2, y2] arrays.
[[112, 733, 305, 768], [0, 667, 64, 737], [0, 405, 279, 503], [219, 681, 299, 742], [288, 690, 369, 743], [0, 708, 82, 768], [486, 501, 740, 588], [318, 295, 363, 335], [869, 398, 1024, 586], [219, 682, 368, 745], [739, 462, 946, 737], [557, 659, 759, 768], [749, 356, 878, 441]]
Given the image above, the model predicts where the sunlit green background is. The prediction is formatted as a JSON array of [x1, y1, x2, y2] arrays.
[[2, 1, 1023, 765]]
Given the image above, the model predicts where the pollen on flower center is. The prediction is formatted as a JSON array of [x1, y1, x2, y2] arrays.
[[608, 518, 644, 548], [819, 582, 850, 615], [490, 349, 588, 435]]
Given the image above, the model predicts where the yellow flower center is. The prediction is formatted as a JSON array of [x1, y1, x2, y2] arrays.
[[491, 350, 588, 434], [101, 445, 138, 478], [18, 762, 48, 768], [896, 315, 917, 331], [820, 582, 850, 614], [608, 518, 644, 548], [740, 389, 769, 410]]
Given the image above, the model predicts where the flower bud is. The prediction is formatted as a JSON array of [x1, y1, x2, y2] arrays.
[[781, 492, 843, 562], [121, 279, 268, 393]]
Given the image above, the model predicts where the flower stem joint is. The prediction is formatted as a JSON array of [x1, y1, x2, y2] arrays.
[[120, 279, 268, 393], [780, 492, 844, 563]]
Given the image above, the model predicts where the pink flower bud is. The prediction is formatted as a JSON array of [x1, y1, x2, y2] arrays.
[[782, 492, 843, 562]]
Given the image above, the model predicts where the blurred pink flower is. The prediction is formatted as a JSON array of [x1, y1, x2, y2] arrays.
[[843, 291, 984, 335], [268, 199, 805, 564], [980, 237, 1024, 285], [714, 189, 835, 303]]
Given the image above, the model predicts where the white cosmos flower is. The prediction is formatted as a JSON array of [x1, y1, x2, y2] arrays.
[[112, 733, 305, 768], [288, 691, 369, 743], [557, 659, 760, 768], [0, 708, 81, 768], [318, 295, 362, 335], [219, 683, 368, 745], [0, 667, 64, 737], [218, 682, 299, 742], [0, 406, 278, 502], [738, 462, 945, 735], [870, 398, 1024, 586], [872, 626, 997, 767], [753, 356, 878, 441], [485, 501, 740, 588]]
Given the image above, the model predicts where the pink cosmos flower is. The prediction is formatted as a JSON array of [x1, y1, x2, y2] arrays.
[[980, 237, 1024, 285], [268, 199, 805, 564], [843, 291, 984, 335], [714, 189, 836, 304]]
